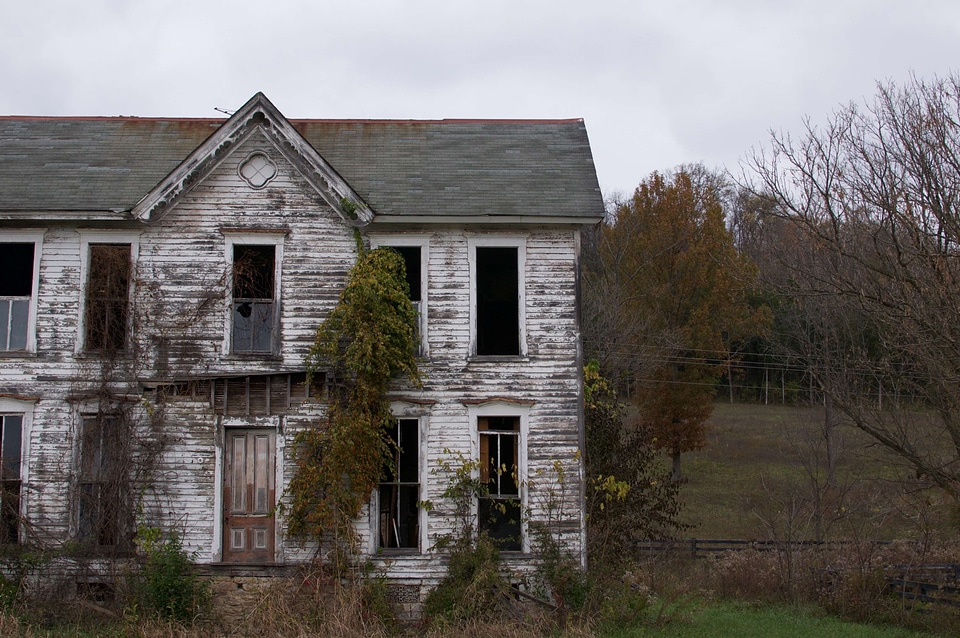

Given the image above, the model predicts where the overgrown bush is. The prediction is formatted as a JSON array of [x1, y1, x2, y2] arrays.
[[132, 527, 210, 624], [0, 573, 18, 612], [587, 569, 654, 631], [286, 246, 419, 552], [583, 361, 685, 563], [0, 546, 51, 613], [530, 522, 587, 614], [423, 532, 515, 623]]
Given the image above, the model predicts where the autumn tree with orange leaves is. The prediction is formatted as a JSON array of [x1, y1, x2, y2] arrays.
[[583, 166, 768, 480]]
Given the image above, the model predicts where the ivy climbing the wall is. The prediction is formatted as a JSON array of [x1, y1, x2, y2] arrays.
[[285, 245, 420, 555]]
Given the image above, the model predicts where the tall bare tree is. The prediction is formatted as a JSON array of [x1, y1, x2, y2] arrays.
[[745, 73, 960, 498]]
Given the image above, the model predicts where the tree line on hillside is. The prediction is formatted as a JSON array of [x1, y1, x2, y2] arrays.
[[582, 73, 960, 502]]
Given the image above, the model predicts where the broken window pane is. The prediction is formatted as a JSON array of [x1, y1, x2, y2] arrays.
[[379, 418, 419, 550], [233, 245, 276, 353], [0, 415, 22, 544], [478, 416, 521, 551], [0, 243, 34, 351], [85, 244, 131, 351], [476, 247, 519, 356]]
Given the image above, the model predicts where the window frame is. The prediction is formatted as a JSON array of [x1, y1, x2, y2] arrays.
[[0, 398, 33, 545], [76, 411, 131, 550], [370, 406, 427, 555], [377, 417, 422, 552], [468, 236, 527, 359], [77, 231, 139, 354], [468, 402, 529, 552], [0, 230, 44, 354], [222, 232, 285, 357], [368, 235, 429, 358]]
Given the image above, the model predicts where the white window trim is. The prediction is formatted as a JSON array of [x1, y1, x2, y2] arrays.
[[369, 404, 428, 555], [2, 229, 45, 354], [368, 235, 430, 358], [467, 235, 527, 358], [76, 230, 141, 354], [468, 401, 530, 552], [222, 232, 285, 356], [0, 397, 35, 544]]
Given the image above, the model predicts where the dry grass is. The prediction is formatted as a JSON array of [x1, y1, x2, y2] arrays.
[[678, 403, 955, 540]]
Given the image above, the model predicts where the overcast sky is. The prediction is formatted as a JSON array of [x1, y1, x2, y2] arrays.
[[2, 1, 957, 197]]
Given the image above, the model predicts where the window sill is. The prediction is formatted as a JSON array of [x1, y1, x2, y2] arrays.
[[468, 355, 529, 364], [74, 350, 134, 361], [0, 350, 36, 358], [375, 548, 421, 557], [224, 352, 283, 361]]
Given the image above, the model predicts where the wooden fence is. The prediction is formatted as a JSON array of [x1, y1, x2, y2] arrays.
[[634, 538, 893, 559], [887, 565, 960, 609]]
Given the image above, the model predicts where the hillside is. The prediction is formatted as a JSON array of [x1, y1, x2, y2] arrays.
[[676, 403, 955, 541]]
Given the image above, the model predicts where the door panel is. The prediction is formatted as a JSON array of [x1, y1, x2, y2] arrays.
[[222, 429, 276, 563]]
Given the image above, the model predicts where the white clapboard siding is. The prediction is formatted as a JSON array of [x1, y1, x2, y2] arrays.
[[0, 128, 587, 576]]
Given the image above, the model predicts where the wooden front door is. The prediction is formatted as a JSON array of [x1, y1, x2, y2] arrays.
[[222, 429, 276, 563]]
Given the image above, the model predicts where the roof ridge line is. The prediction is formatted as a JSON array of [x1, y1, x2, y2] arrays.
[[0, 115, 585, 124]]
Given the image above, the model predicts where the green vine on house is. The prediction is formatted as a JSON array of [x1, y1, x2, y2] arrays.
[[285, 246, 420, 552]]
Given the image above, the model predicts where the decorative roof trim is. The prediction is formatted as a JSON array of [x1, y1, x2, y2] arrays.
[[130, 92, 374, 225], [0, 394, 39, 403], [461, 397, 536, 407], [388, 396, 438, 407]]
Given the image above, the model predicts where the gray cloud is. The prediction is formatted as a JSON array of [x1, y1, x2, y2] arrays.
[[1, 0, 958, 195]]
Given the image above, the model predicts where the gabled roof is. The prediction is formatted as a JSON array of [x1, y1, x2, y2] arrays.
[[0, 93, 605, 223], [130, 93, 373, 224]]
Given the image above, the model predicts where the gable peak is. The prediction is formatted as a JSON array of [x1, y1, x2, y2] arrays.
[[131, 92, 372, 225]]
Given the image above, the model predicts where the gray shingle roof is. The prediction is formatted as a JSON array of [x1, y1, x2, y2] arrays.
[[0, 115, 604, 220]]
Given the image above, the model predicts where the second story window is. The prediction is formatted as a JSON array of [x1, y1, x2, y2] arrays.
[[369, 237, 429, 357], [232, 245, 276, 354], [392, 246, 422, 308], [475, 245, 521, 356], [85, 244, 131, 352], [0, 244, 35, 352]]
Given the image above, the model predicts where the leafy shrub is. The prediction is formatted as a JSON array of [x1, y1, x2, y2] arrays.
[[583, 361, 685, 564], [133, 527, 210, 624], [591, 571, 653, 631], [0, 573, 17, 611], [530, 522, 587, 614], [0, 546, 49, 613], [423, 533, 513, 623]]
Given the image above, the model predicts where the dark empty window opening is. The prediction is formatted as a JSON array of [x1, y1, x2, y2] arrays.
[[79, 415, 129, 549], [379, 418, 420, 550], [476, 247, 519, 356], [0, 415, 22, 544], [392, 246, 421, 302], [85, 244, 131, 351], [478, 416, 521, 551], [233, 245, 276, 353], [0, 243, 34, 351]]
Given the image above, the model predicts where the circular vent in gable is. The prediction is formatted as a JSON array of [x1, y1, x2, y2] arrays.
[[238, 152, 278, 188]]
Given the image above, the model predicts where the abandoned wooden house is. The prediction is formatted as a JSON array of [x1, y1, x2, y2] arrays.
[[0, 93, 604, 596]]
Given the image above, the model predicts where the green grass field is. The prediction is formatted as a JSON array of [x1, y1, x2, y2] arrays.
[[676, 403, 955, 540], [601, 602, 936, 638]]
